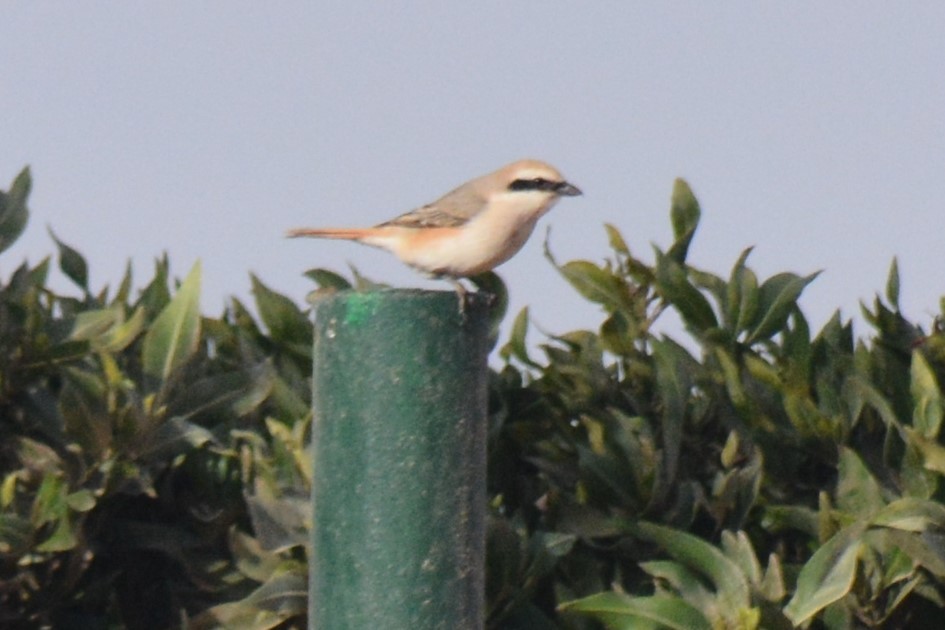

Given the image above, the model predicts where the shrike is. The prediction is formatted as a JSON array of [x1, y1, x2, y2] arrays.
[[288, 159, 582, 299]]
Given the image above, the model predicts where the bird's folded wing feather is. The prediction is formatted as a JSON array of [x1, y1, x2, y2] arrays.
[[376, 185, 487, 229]]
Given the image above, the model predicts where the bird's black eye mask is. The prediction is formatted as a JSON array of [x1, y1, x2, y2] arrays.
[[508, 177, 562, 193]]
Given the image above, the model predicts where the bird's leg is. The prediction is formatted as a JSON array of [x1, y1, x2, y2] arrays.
[[447, 278, 468, 315]]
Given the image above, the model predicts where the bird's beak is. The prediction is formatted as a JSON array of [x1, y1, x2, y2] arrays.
[[556, 181, 582, 196]]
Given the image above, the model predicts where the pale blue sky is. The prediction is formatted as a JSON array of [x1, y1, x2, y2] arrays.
[[3, 4, 944, 343]]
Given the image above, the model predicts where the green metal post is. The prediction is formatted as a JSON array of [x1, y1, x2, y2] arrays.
[[309, 289, 490, 630]]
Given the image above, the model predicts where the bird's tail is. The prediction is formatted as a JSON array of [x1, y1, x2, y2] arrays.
[[286, 227, 374, 241]]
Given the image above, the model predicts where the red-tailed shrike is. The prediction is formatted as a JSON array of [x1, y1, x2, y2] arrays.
[[288, 159, 581, 299]]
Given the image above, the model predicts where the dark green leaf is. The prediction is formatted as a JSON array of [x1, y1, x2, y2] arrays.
[[500, 307, 538, 366], [252, 274, 312, 347], [114, 260, 134, 305], [0, 166, 31, 254], [666, 178, 701, 263], [136, 254, 172, 315], [303, 267, 352, 290], [655, 249, 718, 332], [886, 257, 900, 309], [48, 228, 89, 291], [746, 271, 820, 343]]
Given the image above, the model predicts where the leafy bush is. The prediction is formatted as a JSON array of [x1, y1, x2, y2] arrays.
[[3, 166, 945, 629], [0, 168, 310, 629], [488, 180, 945, 629]]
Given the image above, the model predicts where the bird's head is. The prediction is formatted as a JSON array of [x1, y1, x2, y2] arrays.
[[499, 159, 582, 203]]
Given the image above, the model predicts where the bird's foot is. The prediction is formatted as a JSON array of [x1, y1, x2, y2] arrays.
[[448, 279, 469, 317]]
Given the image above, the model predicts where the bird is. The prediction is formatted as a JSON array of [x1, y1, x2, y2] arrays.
[[287, 159, 582, 304]]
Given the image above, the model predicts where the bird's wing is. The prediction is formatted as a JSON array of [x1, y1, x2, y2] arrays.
[[377, 182, 488, 229]]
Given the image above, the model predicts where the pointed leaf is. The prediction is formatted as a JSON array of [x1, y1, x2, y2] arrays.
[[114, 260, 134, 305], [745, 272, 819, 343], [500, 307, 538, 366], [0, 167, 31, 254], [655, 249, 717, 332], [252, 274, 312, 346], [303, 267, 352, 291], [555, 260, 630, 312], [911, 351, 943, 438], [783, 524, 863, 626], [102, 306, 146, 352], [559, 592, 711, 630], [136, 254, 171, 315], [872, 497, 945, 533], [886, 257, 900, 309], [48, 228, 89, 291], [604, 223, 630, 256], [142, 261, 202, 383], [666, 178, 701, 263], [634, 521, 751, 613], [651, 341, 693, 501], [836, 447, 885, 518]]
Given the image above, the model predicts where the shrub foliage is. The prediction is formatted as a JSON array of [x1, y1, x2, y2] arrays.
[[2, 167, 945, 629]]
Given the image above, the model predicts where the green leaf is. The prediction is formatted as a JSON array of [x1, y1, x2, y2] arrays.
[[745, 271, 819, 343], [655, 249, 718, 332], [48, 228, 89, 291], [726, 247, 758, 333], [304, 267, 352, 291], [66, 489, 96, 512], [31, 473, 68, 526], [102, 306, 146, 352], [872, 497, 945, 533], [68, 304, 146, 353], [651, 341, 693, 501], [70, 306, 123, 342], [911, 351, 943, 438], [666, 178, 701, 263], [142, 261, 202, 383], [886, 257, 900, 309], [136, 254, 171, 315], [36, 514, 78, 552], [639, 560, 715, 613], [500, 307, 538, 367], [836, 447, 886, 518], [559, 591, 711, 630], [902, 427, 945, 475], [114, 259, 134, 305], [251, 274, 312, 347], [554, 260, 630, 312], [0, 166, 31, 254], [604, 222, 630, 256], [720, 530, 762, 587], [783, 523, 863, 626], [633, 521, 751, 615], [714, 347, 748, 414], [600, 312, 638, 356], [844, 375, 900, 430]]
